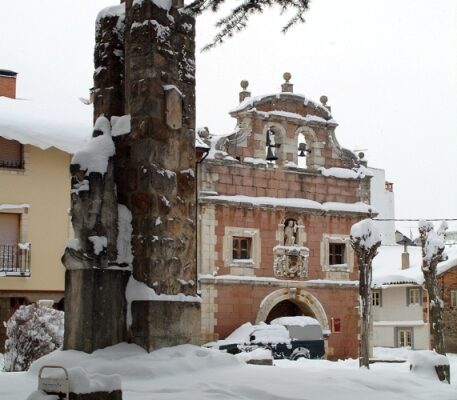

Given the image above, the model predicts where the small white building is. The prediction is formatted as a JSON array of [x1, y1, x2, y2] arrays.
[[372, 244, 457, 350], [372, 245, 428, 349]]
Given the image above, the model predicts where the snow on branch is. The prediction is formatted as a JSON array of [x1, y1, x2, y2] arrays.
[[350, 218, 382, 251], [419, 220, 447, 268]]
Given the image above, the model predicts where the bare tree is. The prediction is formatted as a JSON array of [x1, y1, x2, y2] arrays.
[[350, 219, 381, 368], [418, 220, 450, 383], [186, 0, 311, 50]]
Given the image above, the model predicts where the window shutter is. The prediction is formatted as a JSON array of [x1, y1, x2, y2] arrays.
[[0, 213, 20, 244], [0, 137, 22, 168]]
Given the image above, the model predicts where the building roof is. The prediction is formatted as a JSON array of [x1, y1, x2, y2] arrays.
[[372, 244, 457, 287], [0, 96, 92, 154], [0, 69, 18, 77], [229, 92, 332, 119]]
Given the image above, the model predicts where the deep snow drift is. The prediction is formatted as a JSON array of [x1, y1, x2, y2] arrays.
[[0, 344, 456, 400]]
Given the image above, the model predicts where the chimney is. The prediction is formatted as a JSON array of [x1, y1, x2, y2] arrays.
[[281, 72, 293, 93], [239, 80, 251, 103], [0, 69, 18, 99], [401, 239, 410, 269]]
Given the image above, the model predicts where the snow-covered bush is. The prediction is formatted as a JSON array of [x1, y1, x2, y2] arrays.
[[409, 350, 449, 381], [3, 304, 64, 372]]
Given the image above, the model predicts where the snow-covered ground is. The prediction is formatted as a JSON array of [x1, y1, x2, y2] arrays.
[[1, 345, 457, 399]]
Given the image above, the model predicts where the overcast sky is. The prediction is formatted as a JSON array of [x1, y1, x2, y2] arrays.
[[1, 0, 456, 234]]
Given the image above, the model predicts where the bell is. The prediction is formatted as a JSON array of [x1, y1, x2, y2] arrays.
[[298, 142, 309, 157], [266, 146, 278, 161]]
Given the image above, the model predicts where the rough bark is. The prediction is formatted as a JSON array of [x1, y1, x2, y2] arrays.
[[419, 223, 450, 383], [352, 240, 380, 368]]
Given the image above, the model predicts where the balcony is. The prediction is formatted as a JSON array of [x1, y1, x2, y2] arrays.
[[0, 244, 31, 276]]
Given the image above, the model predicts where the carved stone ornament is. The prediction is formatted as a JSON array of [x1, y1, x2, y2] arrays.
[[164, 86, 183, 130], [273, 245, 309, 279]]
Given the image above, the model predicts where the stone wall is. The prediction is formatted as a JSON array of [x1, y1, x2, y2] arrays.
[[438, 267, 457, 352], [202, 204, 360, 280], [201, 161, 365, 203], [204, 282, 358, 360], [64, 0, 200, 352], [0, 75, 16, 98], [121, 0, 197, 295]]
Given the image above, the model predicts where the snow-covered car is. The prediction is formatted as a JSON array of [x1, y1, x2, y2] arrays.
[[204, 316, 325, 360]]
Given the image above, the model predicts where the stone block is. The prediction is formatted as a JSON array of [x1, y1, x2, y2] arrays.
[[64, 269, 130, 353], [247, 359, 273, 366], [68, 391, 122, 400], [131, 300, 201, 351]]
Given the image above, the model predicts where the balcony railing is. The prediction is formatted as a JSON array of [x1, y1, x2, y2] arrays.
[[0, 244, 31, 276], [0, 159, 24, 169]]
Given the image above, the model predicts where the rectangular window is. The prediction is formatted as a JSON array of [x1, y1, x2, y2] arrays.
[[0, 137, 23, 169], [232, 237, 252, 260], [397, 328, 412, 347], [0, 213, 20, 244], [451, 291, 457, 308], [329, 243, 345, 265], [408, 288, 421, 305], [0, 213, 30, 275], [331, 317, 342, 333], [372, 290, 382, 306]]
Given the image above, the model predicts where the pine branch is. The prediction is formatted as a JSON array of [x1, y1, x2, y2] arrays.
[[185, 0, 311, 51]]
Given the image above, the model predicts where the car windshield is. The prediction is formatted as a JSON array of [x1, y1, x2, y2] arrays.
[[250, 325, 290, 344], [287, 325, 323, 341]]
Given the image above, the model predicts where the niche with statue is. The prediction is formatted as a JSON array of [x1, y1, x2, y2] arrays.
[[273, 218, 309, 279]]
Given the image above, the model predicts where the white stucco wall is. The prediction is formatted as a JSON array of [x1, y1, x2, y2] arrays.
[[373, 324, 430, 349], [373, 286, 423, 321], [369, 167, 395, 245], [372, 286, 430, 350]]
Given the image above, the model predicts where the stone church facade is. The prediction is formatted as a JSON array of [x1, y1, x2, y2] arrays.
[[197, 75, 374, 360]]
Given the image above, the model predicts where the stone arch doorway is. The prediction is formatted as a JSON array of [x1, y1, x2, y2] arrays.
[[256, 288, 330, 333], [265, 300, 306, 323]]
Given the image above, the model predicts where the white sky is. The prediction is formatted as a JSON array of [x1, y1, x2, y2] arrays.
[[1, 0, 456, 234]]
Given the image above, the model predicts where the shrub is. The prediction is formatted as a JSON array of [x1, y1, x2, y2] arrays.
[[3, 303, 64, 372]]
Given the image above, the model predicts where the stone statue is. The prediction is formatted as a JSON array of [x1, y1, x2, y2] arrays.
[[284, 220, 297, 246]]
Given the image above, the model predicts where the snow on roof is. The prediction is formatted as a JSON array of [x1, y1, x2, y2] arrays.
[[319, 166, 373, 180], [437, 246, 457, 275], [200, 194, 374, 215], [271, 316, 320, 327], [373, 245, 424, 286], [0, 96, 92, 154], [372, 244, 457, 287], [251, 109, 336, 125], [230, 92, 332, 118], [195, 133, 210, 149]]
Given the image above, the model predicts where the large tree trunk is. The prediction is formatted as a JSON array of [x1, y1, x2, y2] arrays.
[[358, 254, 371, 368], [350, 219, 381, 369]]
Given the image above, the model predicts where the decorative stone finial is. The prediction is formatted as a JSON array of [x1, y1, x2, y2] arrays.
[[281, 72, 293, 93], [320, 95, 331, 111], [239, 79, 251, 103]]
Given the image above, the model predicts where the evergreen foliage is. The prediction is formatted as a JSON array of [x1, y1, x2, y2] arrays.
[[185, 0, 310, 50]]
